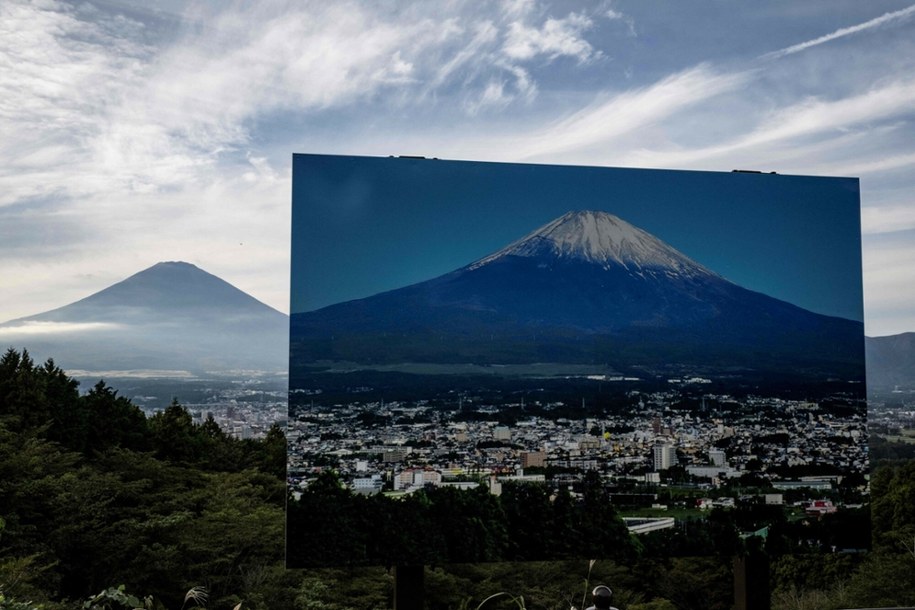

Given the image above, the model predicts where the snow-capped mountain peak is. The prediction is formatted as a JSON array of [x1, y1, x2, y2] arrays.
[[470, 210, 717, 278]]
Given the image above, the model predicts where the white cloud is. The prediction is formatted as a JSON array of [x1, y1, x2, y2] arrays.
[[0, 1, 611, 216], [863, 232, 915, 336], [0, 0, 157, 205], [501, 0, 536, 19], [0, 321, 122, 335], [763, 4, 915, 60], [513, 64, 748, 160], [729, 80, 915, 151], [466, 80, 512, 115], [503, 12, 597, 62], [602, 76, 915, 175], [862, 202, 915, 235], [427, 20, 499, 91]]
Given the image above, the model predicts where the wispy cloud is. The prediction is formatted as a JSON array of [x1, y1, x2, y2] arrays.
[[502, 11, 598, 62], [0, 1, 610, 209], [762, 4, 915, 60], [514, 64, 749, 160], [604, 4, 636, 37], [862, 202, 915, 235], [0, 321, 122, 335], [602, 75, 915, 176]]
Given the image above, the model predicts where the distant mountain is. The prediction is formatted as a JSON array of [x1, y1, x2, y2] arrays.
[[291, 211, 865, 379], [0, 262, 288, 375], [866, 332, 915, 391]]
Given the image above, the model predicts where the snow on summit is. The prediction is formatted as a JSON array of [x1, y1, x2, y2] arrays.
[[471, 210, 718, 278]]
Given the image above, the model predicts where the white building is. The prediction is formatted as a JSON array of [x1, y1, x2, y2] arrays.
[[351, 475, 383, 495], [709, 449, 727, 466], [393, 468, 442, 491], [653, 443, 677, 471]]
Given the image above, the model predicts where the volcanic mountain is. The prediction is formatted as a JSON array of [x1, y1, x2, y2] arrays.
[[866, 332, 915, 391], [0, 262, 288, 375], [291, 211, 865, 378]]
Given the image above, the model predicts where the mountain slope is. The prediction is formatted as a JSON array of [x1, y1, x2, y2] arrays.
[[1, 262, 288, 375], [291, 211, 865, 378], [25, 261, 282, 324], [867, 332, 915, 390]]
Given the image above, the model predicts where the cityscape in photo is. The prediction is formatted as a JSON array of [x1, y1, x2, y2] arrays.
[[286, 155, 867, 567]]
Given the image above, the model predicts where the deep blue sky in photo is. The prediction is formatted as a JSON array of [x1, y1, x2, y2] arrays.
[[291, 154, 863, 322]]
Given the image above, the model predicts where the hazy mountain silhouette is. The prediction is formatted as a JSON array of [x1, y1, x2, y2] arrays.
[[0, 262, 288, 375], [291, 211, 865, 378], [867, 332, 915, 390]]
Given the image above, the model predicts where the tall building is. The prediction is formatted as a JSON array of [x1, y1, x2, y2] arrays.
[[653, 443, 677, 471]]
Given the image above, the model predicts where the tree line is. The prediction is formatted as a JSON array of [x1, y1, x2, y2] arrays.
[[288, 470, 637, 567], [0, 349, 287, 609]]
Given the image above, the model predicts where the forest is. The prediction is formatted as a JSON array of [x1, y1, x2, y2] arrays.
[[2, 347, 915, 610]]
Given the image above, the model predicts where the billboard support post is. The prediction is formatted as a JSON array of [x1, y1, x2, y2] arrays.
[[734, 553, 770, 610], [393, 565, 424, 610]]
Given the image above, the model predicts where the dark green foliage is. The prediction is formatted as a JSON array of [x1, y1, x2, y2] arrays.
[[0, 348, 147, 457], [871, 459, 915, 553], [287, 472, 637, 567], [82, 584, 150, 610], [870, 433, 915, 462], [147, 400, 199, 463], [258, 424, 288, 480], [0, 349, 288, 609], [771, 554, 856, 596], [82, 381, 149, 454], [1, 350, 80, 439]]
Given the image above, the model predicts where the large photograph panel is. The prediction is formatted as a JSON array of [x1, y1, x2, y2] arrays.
[[287, 154, 866, 567]]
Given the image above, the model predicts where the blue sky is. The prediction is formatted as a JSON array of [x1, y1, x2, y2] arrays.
[[1, 1, 914, 335], [292, 154, 864, 322]]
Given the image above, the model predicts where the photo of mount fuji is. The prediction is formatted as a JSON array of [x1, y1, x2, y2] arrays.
[[290, 155, 865, 382], [286, 155, 867, 567], [291, 208, 863, 379]]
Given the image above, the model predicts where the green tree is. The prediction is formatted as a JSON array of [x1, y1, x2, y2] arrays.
[[148, 401, 199, 464], [83, 382, 149, 454]]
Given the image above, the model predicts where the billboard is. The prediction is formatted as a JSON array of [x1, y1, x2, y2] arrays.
[[287, 154, 866, 567]]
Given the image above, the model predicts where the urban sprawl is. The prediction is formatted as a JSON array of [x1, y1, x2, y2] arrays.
[[287, 378, 868, 520]]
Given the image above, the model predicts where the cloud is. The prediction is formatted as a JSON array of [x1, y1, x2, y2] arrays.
[[0, 1, 612, 212], [727, 80, 915, 151], [0, 321, 122, 335], [863, 230, 915, 336], [604, 5, 636, 37], [502, 11, 598, 62], [862, 202, 915, 235], [426, 20, 500, 91], [513, 64, 748, 160], [0, 1, 157, 205], [601, 75, 915, 176], [464, 63, 536, 115], [762, 4, 915, 60]]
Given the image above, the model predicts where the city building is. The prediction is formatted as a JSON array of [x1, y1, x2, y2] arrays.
[[653, 443, 677, 471]]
